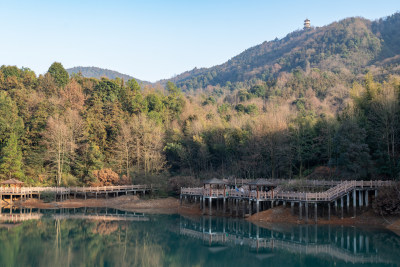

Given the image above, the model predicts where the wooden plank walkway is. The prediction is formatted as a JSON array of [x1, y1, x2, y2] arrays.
[[0, 184, 154, 204], [181, 180, 393, 202]]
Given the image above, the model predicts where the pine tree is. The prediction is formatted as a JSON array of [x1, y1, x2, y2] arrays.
[[0, 132, 24, 180]]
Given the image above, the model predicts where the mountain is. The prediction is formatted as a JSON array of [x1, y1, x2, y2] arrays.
[[67, 66, 148, 84], [166, 13, 400, 91]]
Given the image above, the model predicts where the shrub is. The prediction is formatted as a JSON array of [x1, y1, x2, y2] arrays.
[[40, 191, 56, 203], [91, 168, 120, 186], [373, 183, 400, 215]]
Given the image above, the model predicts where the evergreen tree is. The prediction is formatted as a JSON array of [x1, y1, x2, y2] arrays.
[[47, 62, 69, 88], [0, 132, 24, 180], [332, 120, 371, 179]]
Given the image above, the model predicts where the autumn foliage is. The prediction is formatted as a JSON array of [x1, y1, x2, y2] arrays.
[[91, 168, 130, 186]]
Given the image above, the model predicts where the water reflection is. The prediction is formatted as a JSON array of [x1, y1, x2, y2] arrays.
[[180, 216, 399, 265], [0, 206, 148, 222], [0, 208, 399, 266]]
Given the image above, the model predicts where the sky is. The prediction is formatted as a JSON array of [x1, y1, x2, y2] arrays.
[[0, 0, 399, 82]]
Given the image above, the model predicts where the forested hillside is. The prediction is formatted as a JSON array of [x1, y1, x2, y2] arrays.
[[0, 13, 400, 186], [67, 66, 148, 84], [168, 13, 400, 93]]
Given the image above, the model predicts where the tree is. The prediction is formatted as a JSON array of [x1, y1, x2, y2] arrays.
[[48, 62, 69, 88], [113, 122, 134, 179], [0, 132, 24, 180], [332, 119, 370, 179], [60, 79, 85, 111], [0, 92, 24, 143], [43, 115, 76, 186], [130, 115, 166, 174]]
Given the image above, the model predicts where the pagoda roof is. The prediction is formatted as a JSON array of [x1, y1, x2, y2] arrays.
[[247, 178, 276, 186], [1, 178, 24, 185], [203, 178, 227, 185]]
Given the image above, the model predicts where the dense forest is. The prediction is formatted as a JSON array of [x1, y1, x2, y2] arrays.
[[1, 13, 400, 187]]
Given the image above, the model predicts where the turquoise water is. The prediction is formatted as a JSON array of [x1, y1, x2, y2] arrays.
[[0, 207, 399, 267]]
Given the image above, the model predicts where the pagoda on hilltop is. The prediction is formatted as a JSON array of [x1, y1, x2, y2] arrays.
[[304, 18, 311, 30]]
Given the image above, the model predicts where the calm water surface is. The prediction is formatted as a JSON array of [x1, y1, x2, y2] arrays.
[[0, 207, 399, 267]]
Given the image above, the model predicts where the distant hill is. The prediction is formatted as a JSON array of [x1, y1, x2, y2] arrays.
[[165, 13, 400, 91], [67, 66, 148, 84]]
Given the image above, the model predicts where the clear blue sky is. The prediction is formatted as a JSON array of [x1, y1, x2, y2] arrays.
[[0, 0, 399, 82]]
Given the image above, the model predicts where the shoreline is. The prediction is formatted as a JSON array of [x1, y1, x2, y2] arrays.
[[12, 195, 203, 216], [5, 196, 400, 231]]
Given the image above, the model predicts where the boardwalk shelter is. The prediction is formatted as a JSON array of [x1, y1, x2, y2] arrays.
[[247, 179, 276, 200], [203, 178, 227, 197], [1, 178, 24, 188]]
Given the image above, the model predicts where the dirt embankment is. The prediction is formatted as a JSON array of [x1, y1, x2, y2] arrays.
[[247, 206, 400, 233], [17, 195, 203, 216]]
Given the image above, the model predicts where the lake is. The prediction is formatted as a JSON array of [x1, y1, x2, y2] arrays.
[[0, 207, 399, 267]]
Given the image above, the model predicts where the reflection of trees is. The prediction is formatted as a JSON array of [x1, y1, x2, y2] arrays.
[[0, 218, 166, 267]]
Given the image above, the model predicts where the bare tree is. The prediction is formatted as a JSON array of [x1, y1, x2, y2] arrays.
[[131, 115, 166, 174], [43, 110, 85, 185], [43, 115, 74, 185], [114, 121, 134, 179]]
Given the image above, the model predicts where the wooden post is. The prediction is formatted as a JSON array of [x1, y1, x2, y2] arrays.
[[359, 190, 363, 207], [328, 202, 331, 221], [341, 197, 344, 219], [305, 202, 308, 223], [248, 200, 252, 216], [365, 190, 369, 207], [236, 199, 239, 217], [314, 203, 318, 223], [256, 200, 259, 214], [291, 202, 294, 215], [242, 199, 245, 218], [223, 197, 226, 213], [299, 202, 303, 220], [209, 198, 212, 216]]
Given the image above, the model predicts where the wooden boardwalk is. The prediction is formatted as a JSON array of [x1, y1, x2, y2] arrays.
[[180, 180, 394, 221], [181, 180, 391, 202], [0, 184, 154, 204]]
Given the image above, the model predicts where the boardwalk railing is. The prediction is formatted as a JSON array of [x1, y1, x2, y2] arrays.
[[181, 180, 394, 202], [0, 185, 153, 195]]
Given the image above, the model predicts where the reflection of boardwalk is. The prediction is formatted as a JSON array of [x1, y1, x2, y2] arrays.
[[0, 208, 149, 222], [0, 213, 43, 222], [53, 214, 149, 221], [179, 215, 396, 265], [180, 228, 389, 264]]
